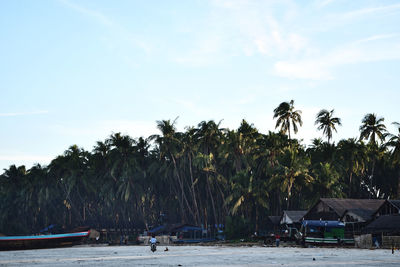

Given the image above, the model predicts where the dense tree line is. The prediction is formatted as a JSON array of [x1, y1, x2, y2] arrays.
[[1, 100, 399, 236]]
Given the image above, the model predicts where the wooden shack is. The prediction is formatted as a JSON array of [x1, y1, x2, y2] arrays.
[[303, 198, 385, 221]]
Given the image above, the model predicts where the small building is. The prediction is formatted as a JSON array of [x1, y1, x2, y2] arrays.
[[362, 214, 400, 248], [341, 208, 379, 234], [280, 210, 307, 227], [373, 199, 400, 217], [279, 211, 307, 241], [363, 214, 400, 235]]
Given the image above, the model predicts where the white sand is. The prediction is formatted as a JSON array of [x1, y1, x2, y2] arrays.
[[0, 245, 399, 266]]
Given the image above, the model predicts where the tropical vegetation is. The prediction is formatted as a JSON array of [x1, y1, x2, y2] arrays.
[[0, 102, 399, 238]]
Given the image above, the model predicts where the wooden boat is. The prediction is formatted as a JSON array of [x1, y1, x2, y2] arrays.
[[0, 231, 90, 251], [297, 220, 354, 246], [171, 237, 216, 244]]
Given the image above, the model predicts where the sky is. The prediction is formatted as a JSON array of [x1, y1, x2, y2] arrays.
[[1, 0, 400, 172]]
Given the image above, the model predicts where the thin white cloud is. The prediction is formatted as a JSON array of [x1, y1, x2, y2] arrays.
[[175, 0, 308, 66], [173, 36, 223, 66], [335, 3, 400, 20], [226, 3, 308, 56], [58, 0, 114, 26], [206, 1, 400, 81], [274, 34, 400, 80], [354, 34, 400, 44], [315, 0, 336, 8], [58, 0, 152, 54], [0, 110, 49, 117]]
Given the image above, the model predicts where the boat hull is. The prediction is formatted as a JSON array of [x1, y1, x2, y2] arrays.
[[0, 231, 90, 251], [171, 238, 216, 244], [305, 236, 354, 246]]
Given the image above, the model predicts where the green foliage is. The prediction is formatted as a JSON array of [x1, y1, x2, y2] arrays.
[[0, 110, 399, 236], [224, 215, 253, 240]]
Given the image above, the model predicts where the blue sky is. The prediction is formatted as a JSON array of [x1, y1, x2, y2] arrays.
[[1, 0, 400, 171]]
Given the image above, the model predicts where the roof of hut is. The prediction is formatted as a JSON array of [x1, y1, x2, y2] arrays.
[[304, 198, 385, 220], [281, 210, 307, 224], [363, 214, 400, 233]]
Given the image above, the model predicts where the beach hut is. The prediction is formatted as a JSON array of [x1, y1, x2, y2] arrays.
[[303, 198, 385, 221], [279, 210, 307, 241], [364, 214, 400, 234], [341, 208, 380, 235], [373, 199, 400, 217], [280, 210, 307, 226], [362, 214, 400, 248]]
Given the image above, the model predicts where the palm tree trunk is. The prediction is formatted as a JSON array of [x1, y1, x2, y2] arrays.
[[206, 174, 218, 226], [397, 169, 400, 199], [255, 204, 259, 233], [188, 154, 201, 225], [370, 158, 376, 198], [171, 154, 196, 221], [348, 172, 353, 197]]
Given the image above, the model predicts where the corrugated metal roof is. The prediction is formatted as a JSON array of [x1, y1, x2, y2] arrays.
[[282, 210, 307, 223]]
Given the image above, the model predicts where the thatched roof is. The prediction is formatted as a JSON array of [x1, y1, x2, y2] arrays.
[[363, 214, 400, 233]]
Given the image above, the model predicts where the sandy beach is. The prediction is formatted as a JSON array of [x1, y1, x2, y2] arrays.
[[1, 245, 400, 267]]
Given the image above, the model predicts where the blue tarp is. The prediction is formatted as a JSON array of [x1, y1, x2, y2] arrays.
[[302, 220, 345, 228], [148, 225, 165, 233], [39, 224, 56, 233], [149, 224, 203, 234], [178, 226, 202, 231]]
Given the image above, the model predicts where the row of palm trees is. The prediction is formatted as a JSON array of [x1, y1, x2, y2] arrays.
[[0, 100, 399, 237]]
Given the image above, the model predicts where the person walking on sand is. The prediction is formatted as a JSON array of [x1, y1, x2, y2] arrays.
[[275, 233, 280, 247]]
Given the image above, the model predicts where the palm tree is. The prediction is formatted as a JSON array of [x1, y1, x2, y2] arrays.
[[195, 120, 225, 226], [387, 122, 400, 197], [225, 169, 269, 232], [152, 119, 196, 223], [359, 113, 387, 145], [315, 109, 342, 143], [270, 145, 312, 210], [387, 122, 400, 158], [359, 113, 387, 193], [49, 145, 91, 226], [0, 165, 29, 234], [337, 138, 366, 197], [273, 100, 302, 140]]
